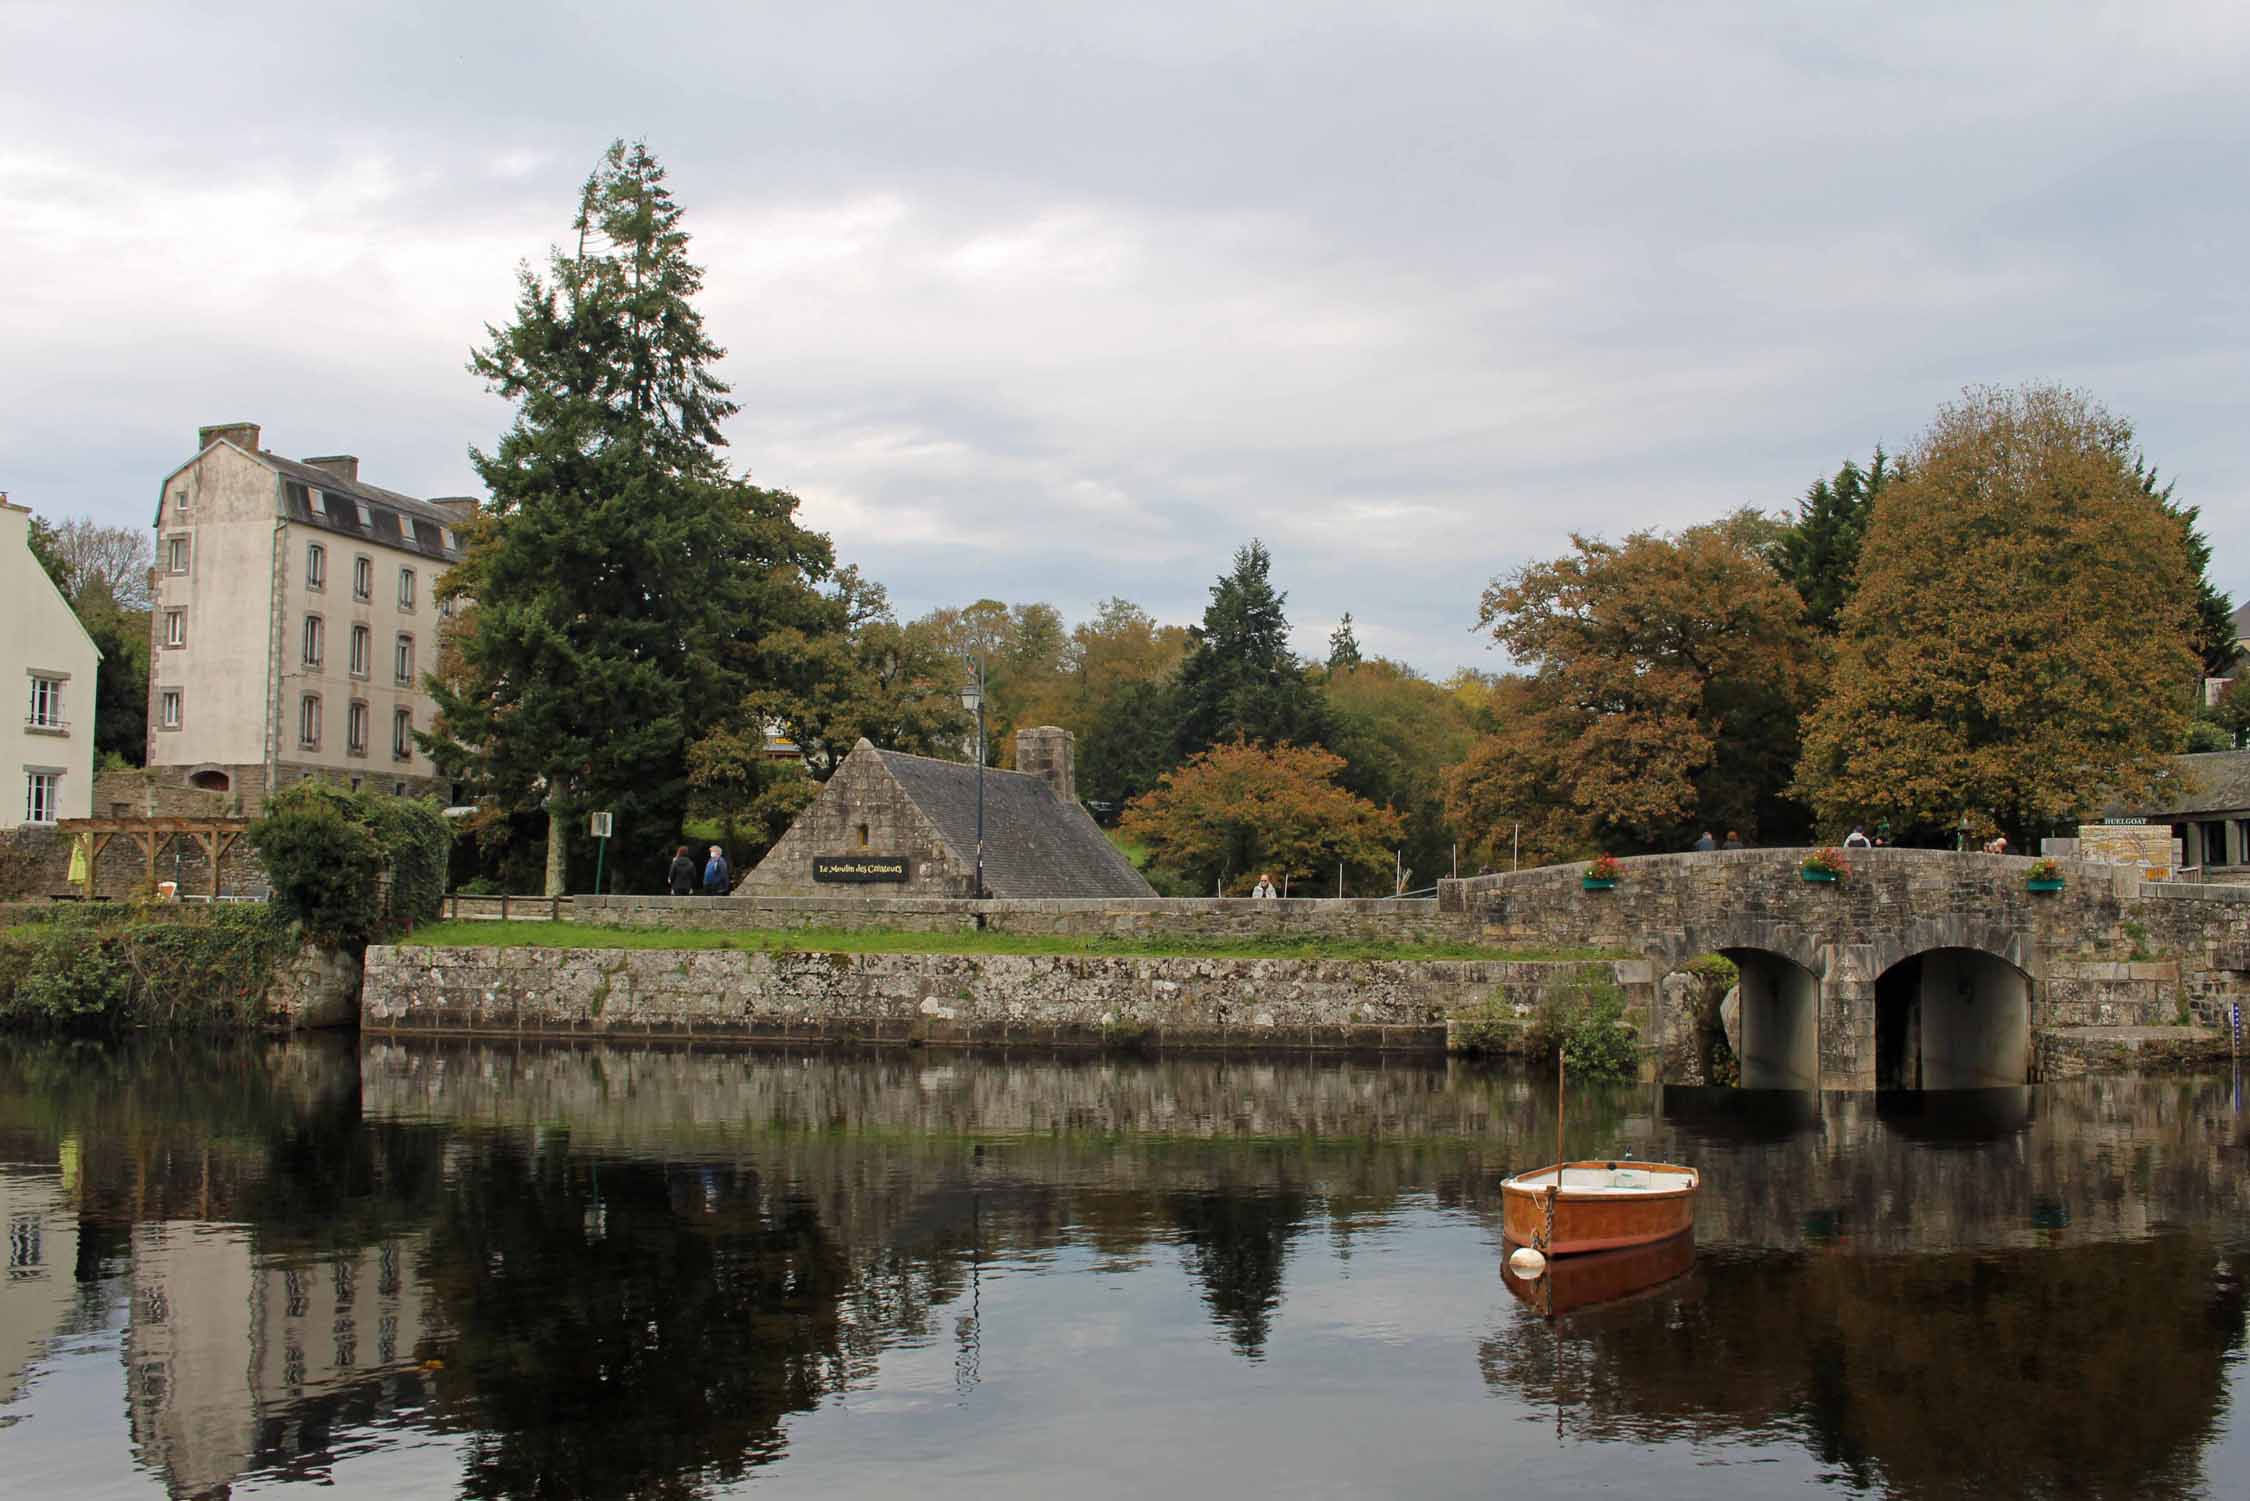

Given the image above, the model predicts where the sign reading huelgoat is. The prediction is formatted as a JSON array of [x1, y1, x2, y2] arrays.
[[813, 855, 910, 883]]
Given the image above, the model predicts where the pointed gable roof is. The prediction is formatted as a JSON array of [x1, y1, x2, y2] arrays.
[[872, 747, 1154, 898]]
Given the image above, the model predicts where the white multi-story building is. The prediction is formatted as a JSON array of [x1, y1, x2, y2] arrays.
[[1, 495, 101, 829], [146, 423, 473, 809]]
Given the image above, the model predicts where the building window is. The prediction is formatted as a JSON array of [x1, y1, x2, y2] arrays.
[[174, 487, 190, 513], [398, 567, 416, 610], [26, 675, 65, 730], [301, 614, 324, 667], [305, 541, 327, 590], [188, 769, 230, 792], [856, 823, 870, 848], [299, 694, 322, 748], [353, 555, 372, 601], [392, 707, 413, 761], [349, 624, 370, 679], [166, 536, 190, 574], [24, 772, 59, 825], [439, 595, 455, 621], [394, 634, 414, 685], [348, 701, 370, 755], [392, 781, 408, 797], [160, 689, 183, 730], [164, 609, 186, 648]]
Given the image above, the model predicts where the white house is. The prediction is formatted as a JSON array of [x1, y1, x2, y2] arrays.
[[1, 495, 101, 829]]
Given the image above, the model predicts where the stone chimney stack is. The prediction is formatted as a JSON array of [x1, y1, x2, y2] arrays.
[[304, 455, 360, 484], [1015, 725, 1077, 803], [427, 496, 482, 525], [197, 421, 262, 453]]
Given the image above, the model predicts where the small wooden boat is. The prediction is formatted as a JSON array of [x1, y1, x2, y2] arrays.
[[1501, 1227, 1695, 1315], [1500, 1160, 1699, 1256]]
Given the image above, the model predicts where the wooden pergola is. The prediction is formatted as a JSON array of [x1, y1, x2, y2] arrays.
[[54, 817, 252, 900]]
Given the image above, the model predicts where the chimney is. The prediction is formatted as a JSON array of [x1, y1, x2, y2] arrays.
[[427, 496, 482, 524], [197, 421, 261, 453], [304, 455, 360, 484], [1015, 726, 1077, 803]]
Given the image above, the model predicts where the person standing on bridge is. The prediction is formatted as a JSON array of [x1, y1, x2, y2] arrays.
[[1844, 827, 1872, 849], [1724, 831, 1746, 851], [1693, 831, 1716, 852]]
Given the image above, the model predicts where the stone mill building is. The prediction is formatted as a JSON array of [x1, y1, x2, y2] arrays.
[[738, 727, 1154, 899]]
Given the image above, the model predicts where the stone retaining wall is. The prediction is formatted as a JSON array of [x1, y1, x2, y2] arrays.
[[573, 893, 1474, 944], [361, 944, 1633, 1053]]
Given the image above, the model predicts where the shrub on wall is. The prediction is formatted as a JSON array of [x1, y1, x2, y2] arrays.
[[251, 782, 452, 947], [0, 905, 293, 1033]]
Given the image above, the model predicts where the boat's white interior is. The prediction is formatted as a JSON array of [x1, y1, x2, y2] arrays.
[[1507, 1165, 1695, 1195]]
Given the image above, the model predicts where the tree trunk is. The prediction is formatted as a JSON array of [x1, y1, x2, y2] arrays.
[[545, 805, 568, 897]]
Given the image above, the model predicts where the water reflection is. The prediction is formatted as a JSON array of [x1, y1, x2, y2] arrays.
[[0, 1038, 2243, 1499]]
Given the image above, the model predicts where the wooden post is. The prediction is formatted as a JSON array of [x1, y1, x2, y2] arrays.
[[501, 894, 511, 921]]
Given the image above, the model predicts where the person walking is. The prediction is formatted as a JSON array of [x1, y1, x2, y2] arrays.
[[1723, 831, 1746, 851], [701, 844, 732, 896], [1693, 831, 1716, 852], [1251, 873, 1278, 899], [667, 844, 696, 896]]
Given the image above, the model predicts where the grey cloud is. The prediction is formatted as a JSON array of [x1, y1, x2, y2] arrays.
[[5, 1, 2249, 679]]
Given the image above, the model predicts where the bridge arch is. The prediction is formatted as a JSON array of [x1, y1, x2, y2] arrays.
[[1654, 921, 1830, 1091], [1874, 945, 2033, 1090]]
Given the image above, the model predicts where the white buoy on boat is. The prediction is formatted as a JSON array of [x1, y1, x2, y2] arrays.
[[1508, 1245, 1547, 1280]]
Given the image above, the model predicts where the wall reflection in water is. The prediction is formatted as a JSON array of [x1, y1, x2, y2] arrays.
[[0, 1037, 2242, 1500]]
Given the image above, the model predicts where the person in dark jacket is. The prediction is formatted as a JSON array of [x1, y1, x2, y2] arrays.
[[667, 845, 696, 896], [701, 844, 732, 896]]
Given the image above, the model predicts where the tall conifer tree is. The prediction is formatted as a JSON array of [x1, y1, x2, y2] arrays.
[[1171, 541, 1332, 760], [1776, 451, 1890, 633], [428, 141, 835, 893]]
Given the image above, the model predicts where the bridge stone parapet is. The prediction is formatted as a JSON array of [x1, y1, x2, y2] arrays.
[[1440, 848, 2249, 1089]]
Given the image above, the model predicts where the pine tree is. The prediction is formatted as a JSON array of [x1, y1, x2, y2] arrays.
[[427, 141, 835, 893], [1776, 450, 1890, 632], [1171, 541, 1332, 760], [1326, 613, 1362, 673]]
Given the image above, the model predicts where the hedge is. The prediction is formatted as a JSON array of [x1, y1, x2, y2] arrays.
[[250, 782, 451, 948], [0, 905, 295, 1033]]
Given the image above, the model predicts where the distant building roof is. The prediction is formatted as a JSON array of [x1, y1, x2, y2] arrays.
[[871, 746, 1153, 898], [2111, 750, 2250, 819]]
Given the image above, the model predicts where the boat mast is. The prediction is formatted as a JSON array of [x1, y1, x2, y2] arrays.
[[1555, 1046, 1565, 1174]]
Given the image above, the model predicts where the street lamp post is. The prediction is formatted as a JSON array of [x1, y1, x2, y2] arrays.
[[960, 657, 988, 900]]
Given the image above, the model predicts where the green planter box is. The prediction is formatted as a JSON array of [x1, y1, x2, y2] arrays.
[[1582, 877, 1617, 891], [2027, 878, 2065, 893], [1800, 868, 1840, 883]]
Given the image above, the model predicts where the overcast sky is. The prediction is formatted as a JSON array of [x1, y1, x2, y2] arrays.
[[5, 1, 2246, 676]]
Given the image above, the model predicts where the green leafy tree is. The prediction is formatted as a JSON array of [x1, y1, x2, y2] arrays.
[[1797, 385, 2202, 843], [425, 141, 835, 894], [1776, 451, 1891, 633], [727, 568, 968, 782], [1326, 657, 1474, 886], [1121, 739, 1401, 895], [1172, 541, 1332, 760]]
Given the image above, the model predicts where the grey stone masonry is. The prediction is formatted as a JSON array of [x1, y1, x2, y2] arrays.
[[1440, 847, 2247, 1087], [361, 945, 1632, 1053], [576, 893, 1473, 944]]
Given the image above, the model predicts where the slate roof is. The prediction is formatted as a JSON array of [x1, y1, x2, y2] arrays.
[[875, 747, 1155, 898], [2110, 750, 2250, 818], [269, 453, 465, 564]]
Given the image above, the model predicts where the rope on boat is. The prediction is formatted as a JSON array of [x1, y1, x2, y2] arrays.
[[1536, 1182, 1557, 1253]]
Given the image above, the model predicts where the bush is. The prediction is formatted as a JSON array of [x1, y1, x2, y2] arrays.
[[251, 782, 451, 947], [0, 905, 294, 1033], [1525, 972, 1640, 1080]]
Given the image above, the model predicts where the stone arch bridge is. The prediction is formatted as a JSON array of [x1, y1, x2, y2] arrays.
[[1438, 848, 2250, 1090]]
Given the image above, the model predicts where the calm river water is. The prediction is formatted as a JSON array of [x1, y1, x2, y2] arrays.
[[1, 1038, 2246, 1499]]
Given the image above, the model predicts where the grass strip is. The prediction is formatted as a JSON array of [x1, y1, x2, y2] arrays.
[[395, 919, 1626, 964]]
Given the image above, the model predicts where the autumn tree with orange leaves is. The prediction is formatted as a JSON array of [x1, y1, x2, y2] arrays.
[[1796, 385, 2202, 844], [1122, 740, 1402, 895], [1444, 515, 1818, 864]]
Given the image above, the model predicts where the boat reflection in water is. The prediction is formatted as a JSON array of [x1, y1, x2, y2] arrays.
[[1501, 1228, 1697, 1317]]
